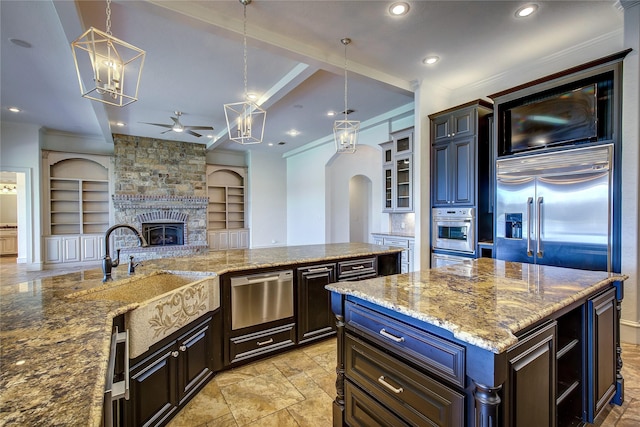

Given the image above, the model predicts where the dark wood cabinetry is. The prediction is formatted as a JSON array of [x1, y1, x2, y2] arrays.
[[297, 263, 337, 344], [330, 278, 624, 427], [128, 315, 216, 427], [503, 321, 557, 427], [430, 100, 492, 208]]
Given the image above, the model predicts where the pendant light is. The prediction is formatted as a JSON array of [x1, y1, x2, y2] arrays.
[[334, 38, 359, 154], [224, 0, 266, 145], [71, 0, 145, 107]]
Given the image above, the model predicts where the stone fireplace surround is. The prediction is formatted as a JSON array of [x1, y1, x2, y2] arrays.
[[111, 135, 209, 261], [112, 194, 209, 261]]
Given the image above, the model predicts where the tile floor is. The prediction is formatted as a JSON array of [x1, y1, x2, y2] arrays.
[[1, 257, 639, 426]]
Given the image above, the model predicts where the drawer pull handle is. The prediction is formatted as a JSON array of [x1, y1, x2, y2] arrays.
[[379, 328, 405, 342], [351, 265, 365, 270], [378, 376, 403, 394], [179, 345, 187, 352], [257, 338, 274, 346]]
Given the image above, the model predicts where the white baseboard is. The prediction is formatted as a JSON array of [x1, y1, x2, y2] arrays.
[[620, 319, 640, 345]]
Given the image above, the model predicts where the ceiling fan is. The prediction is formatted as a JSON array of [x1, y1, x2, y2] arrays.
[[142, 111, 214, 138]]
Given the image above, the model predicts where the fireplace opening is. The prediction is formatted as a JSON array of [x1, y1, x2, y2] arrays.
[[142, 223, 184, 246]]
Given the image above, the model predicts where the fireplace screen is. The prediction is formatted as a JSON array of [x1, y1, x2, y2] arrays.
[[142, 223, 184, 246]]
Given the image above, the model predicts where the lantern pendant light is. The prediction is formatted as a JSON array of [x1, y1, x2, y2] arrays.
[[334, 38, 359, 154], [224, 0, 266, 145], [71, 0, 145, 107]]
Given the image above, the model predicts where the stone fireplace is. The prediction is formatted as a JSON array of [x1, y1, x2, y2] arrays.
[[111, 135, 209, 261]]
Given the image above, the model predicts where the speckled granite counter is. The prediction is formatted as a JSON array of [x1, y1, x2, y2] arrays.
[[327, 257, 628, 353], [0, 243, 401, 427]]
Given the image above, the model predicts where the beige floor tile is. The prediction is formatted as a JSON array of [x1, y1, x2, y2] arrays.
[[285, 391, 334, 427], [220, 370, 304, 425], [167, 380, 231, 427], [241, 408, 300, 427]]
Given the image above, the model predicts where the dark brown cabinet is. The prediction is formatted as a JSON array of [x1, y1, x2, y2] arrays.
[[429, 100, 492, 208], [128, 315, 215, 427], [503, 321, 557, 427], [296, 263, 337, 344], [586, 287, 618, 422]]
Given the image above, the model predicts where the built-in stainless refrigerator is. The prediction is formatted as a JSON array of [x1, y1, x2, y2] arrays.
[[495, 144, 613, 271]]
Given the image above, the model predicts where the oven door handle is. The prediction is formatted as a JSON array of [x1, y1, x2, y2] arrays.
[[434, 218, 472, 223]]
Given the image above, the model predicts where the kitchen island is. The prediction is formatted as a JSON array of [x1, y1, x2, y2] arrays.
[[327, 258, 628, 427], [0, 243, 401, 427]]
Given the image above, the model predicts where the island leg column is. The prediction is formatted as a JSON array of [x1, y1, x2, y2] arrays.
[[331, 292, 346, 427], [613, 280, 625, 405], [474, 382, 502, 427]]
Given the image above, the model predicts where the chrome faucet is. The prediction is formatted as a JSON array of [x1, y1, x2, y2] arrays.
[[103, 224, 148, 282]]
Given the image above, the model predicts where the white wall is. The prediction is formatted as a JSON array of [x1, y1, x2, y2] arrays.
[[247, 150, 288, 247], [41, 129, 111, 155], [620, 1, 640, 344], [0, 122, 43, 268]]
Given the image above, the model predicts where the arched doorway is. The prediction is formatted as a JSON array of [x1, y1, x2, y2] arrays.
[[349, 175, 372, 243]]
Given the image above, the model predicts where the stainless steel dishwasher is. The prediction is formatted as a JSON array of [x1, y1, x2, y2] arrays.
[[230, 270, 294, 330]]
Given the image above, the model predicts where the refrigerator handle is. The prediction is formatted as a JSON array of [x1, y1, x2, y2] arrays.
[[527, 197, 533, 256], [537, 197, 544, 258]]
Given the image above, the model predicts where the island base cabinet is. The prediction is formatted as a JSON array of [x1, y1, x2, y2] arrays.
[[128, 315, 215, 427], [345, 333, 464, 427], [296, 263, 336, 344], [503, 320, 556, 427]]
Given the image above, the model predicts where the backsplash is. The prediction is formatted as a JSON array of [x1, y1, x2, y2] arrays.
[[390, 213, 415, 235], [112, 135, 208, 260]]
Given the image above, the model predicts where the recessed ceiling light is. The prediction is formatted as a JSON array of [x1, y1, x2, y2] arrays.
[[8, 107, 21, 113], [389, 2, 410, 16], [268, 142, 274, 146], [206, 134, 214, 139], [287, 129, 300, 137], [422, 56, 440, 65], [515, 4, 538, 18], [327, 111, 336, 117], [115, 122, 126, 127], [247, 93, 258, 101]]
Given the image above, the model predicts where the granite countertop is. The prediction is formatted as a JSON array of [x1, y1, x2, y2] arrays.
[[0, 243, 402, 427], [327, 258, 628, 353]]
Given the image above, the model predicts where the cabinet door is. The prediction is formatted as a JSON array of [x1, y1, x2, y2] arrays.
[[432, 142, 451, 206], [62, 236, 80, 262], [383, 165, 393, 212], [177, 318, 215, 404], [586, 288, 617, 422], [129, 343, 178, 427], [451, 136, 475, 205], [395, 155, 413, 212], [432, 115, 451, 144], [296, 263, 336, 344], [44, 236, 63, 263], [450, 106, 475, 138], [81, 235, 104, 261], [504, 321, 556, 427]]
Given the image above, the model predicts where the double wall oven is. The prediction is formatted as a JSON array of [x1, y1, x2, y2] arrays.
[[431, 208, 476, 267]]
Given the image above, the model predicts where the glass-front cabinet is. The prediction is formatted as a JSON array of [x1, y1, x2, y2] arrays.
[[381, 128, 413, 213]]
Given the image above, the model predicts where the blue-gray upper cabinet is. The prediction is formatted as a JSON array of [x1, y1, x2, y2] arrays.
[[430, 100, 493, 207]]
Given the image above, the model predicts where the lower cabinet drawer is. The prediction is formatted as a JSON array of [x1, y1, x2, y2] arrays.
[[345, 380, 409, 427], [345, 333, 465, 427], [338, 258, 377, 280], [229, 323, 295, 364], [345, 300, 466, 387]]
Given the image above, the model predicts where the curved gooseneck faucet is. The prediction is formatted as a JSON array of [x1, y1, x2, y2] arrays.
[[103, 224, 148, 282]]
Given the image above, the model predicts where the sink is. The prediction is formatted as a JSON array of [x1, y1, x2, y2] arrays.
[[72, 271, 220, 358]]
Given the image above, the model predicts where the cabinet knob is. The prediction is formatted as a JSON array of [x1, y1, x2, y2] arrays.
[[179, 345, 187, 352], [451, 132, 455, 136], [171, 351, 179, 358]]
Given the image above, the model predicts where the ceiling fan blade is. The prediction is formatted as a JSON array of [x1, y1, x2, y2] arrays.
[[140, 122, 173, 129], [160, 129, 173, 134], [186, 130, 202, 138], [185, 125, 215, 131]]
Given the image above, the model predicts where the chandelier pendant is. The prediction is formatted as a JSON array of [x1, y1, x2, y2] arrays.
[[334, 38, 359, 154], [224, 0, 266, 145], [71, 0, 145, 107]]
